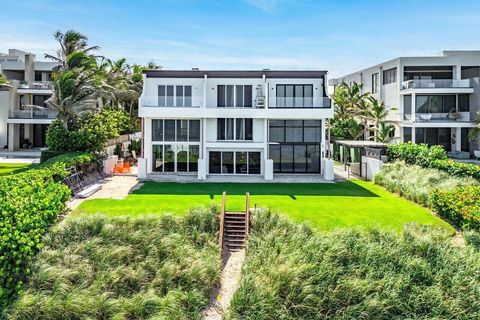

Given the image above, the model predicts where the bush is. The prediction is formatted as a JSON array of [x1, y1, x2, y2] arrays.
[[4, 209, 221, 319], [227, 212, 480, 319], [387, 142, 480, 180], [374, 161, 477, 207], [431, 186, 480, 231], [39, 150, 69, 163], [0, 152, 94, 305], [46, 108, 132, 153]]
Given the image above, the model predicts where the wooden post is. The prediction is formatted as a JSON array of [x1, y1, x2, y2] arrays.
[[219, 191, 226, 256], [245, 192, 250, 239]]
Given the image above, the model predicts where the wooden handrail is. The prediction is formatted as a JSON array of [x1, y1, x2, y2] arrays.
[[245, 192, 250, 239], [219, 191, 226, 256]]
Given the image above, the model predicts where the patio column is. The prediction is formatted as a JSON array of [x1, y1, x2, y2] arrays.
[[143, 118, 152, 174], [411, 126, 416, 144], [8, 123, 19, 151], [454, 127, 461, 151], [411, 92, 416, 120]]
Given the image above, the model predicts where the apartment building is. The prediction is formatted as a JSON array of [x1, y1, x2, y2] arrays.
[[137, 69, 333, 181], [331, 51, 480, 156], [0, 49, 59, 150]]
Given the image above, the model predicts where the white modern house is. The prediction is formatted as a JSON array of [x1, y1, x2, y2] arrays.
[[331, 51, 480, 157], [0, 49, 59, 150], [137, 69, 333, 181]]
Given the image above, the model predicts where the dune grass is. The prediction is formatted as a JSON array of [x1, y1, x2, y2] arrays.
[[0, 163, 33, 176], [73, 180, 453, 232], [227, 212, 480, 320], [3, 208, 221, 319]]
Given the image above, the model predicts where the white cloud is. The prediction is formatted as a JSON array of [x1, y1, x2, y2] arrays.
[[244, 0, 278, 13]]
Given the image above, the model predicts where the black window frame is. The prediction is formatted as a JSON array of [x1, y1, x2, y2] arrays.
[[217, 118, 253, 141], [383, 68, 397, 85], [217, 85, 253, 107], [275, 84, 314, 108]]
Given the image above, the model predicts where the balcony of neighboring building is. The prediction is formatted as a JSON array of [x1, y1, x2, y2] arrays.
[[7, 105, 57, 124], [402, 93, 475, 126], [16, 80, 53, 94], [400, 66, 474, 94]]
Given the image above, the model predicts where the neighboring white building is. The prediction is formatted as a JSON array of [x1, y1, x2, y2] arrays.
[[138, 69, 332, 180], [0, 49, 59, 150], [331, 50, 480, 156]]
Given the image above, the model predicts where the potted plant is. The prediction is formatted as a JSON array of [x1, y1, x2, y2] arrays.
[[447, 109, 461, 121]]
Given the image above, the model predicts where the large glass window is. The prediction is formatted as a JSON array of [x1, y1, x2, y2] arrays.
[[217, 85, 252, 107], [458, 94, 470, 112], [151, 119, 200, 173], [268, 120, 321, 173], [383, 68, 397, 84], [152, 120, 163, 141], [209, 151, 261, 174], [415, 128, 451, 151], [275, 84, 314, 108], [217, 118, 253, 141], [158, 85, 192, 107], [404, 95, 412, 114], [372, 73, 379, 93], [416, 95, 456, 113]]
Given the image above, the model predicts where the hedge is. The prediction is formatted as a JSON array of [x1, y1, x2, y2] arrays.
[[387, 142, 480, 180], [432, 186, 480, 231], [0, 152, 94, 306], [39, 150, 69, 163]]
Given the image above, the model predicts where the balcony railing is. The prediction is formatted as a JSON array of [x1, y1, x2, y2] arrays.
[[404, 112, 472, 122], [401, 79, 471, 89], [268, 97, 331, 108], [140, 96, 202, 108], [15, 81, 53, 90], [9, 109, 58, 119]]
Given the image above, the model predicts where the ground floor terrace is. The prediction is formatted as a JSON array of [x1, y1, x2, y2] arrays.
[[401, 124, 478, 157], [6, 122, 50, 150]]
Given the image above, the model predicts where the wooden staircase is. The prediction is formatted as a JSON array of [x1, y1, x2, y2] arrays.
[[219, 192, 250, 253]]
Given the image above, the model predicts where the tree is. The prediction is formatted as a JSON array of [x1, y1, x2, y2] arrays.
[[0, 73, 8, 85], [46, 51, 100, 129], [45, 30, 100, 68], [366, 96, 397, 141], [376, 122, 395, 143], [468, 113, 480, 143]]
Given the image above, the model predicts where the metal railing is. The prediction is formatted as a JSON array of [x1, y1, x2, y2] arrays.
[[8, 109, 58, 119], [268, 96, 331, 108], [404, 112, 472, 122], [17, 81, 53, 90], [401, 79, 471, 89], [140, 96, 202, 108]]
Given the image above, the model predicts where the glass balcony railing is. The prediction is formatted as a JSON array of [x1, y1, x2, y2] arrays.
[[16, 81, 53, 90], [401, 79, 471, 89], [140, 96, 202, 108], [404, 112, 472, 122], [9, 109, 58, 119], [268, 96, 331, 108]]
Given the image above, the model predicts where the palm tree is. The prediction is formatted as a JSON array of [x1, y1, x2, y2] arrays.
[[346, 120, 363, 140], [367, 96, 397, 141], [376, 122, 395, 143], [468, 113, 480, 143], [0, 73, 8, 85], [45, 30, 100, 68], [46, 51, 99, 129]]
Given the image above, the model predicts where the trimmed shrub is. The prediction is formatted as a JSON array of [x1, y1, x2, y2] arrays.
[[0, 153, 94, 305], [46, 108, 132, 153], [228, 212, 480, 319], [374, 161, 477, 207], [39, 150, 69, 163], [431, 186, 480, 231], [387, 142, 480, 180], [4, 209, 221, 319]]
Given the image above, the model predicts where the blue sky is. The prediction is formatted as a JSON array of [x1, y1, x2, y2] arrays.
[[0, 0, 479, 78]]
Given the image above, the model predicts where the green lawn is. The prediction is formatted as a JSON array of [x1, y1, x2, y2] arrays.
[[0, 163, 33, 176], [73, 180, 453, 232]]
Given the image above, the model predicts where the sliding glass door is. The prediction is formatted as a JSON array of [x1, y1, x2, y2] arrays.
[[208, 151, 261, 174]]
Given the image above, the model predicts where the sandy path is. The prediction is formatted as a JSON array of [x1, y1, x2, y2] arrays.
[[202, 249, 245, 320]]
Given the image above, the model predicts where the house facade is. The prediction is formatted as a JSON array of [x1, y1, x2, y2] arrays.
[[0, 49, 59, 150], [331, 51, 480, 156], [138, 69, 333, 181]]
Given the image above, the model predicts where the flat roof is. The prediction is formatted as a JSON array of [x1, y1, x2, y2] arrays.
[[335, 140, 388, 148], [144, 70, 327, 79]]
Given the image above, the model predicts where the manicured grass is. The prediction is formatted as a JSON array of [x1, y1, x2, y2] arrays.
[[0, 163, 32, 176], [74, 180, 453, 232]]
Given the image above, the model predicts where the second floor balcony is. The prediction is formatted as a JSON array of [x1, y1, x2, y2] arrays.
[[9, 109, 58, 120], [268, 96, 331, 108], [401, 79, 471, 90]]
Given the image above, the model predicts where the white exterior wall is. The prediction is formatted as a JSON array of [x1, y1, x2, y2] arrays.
[[139, 71, 332, 180], [332, 51, 480, 150]]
